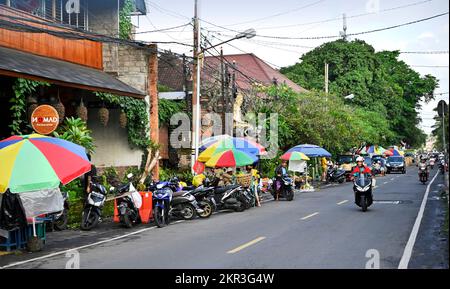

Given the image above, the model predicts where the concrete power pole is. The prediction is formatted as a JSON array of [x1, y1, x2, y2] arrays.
[[324, 62, 329, 95], [340, 13, 347, 41], [149, 44, 159, 179], [191, 0, 201, 172]]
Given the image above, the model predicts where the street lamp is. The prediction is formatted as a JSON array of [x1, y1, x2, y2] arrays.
[[191, 28, 256, 172]]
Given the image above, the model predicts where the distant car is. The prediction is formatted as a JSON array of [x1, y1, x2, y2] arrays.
[[386, 156, 406, 174]]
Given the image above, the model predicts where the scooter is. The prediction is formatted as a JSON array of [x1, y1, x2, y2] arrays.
[[271, 176, 295, 201], [151, 179, 204, 228], [113, 173, 142, 228], [188, 186, 216, 218], [419, 166, 428, 184], [429, 158, 436, 169], [439, 160, 446, 175], [326, 167, 346, 183], [46, 191, 69, 231], [81, 178, 107, 231], [213, 184, 248, 212], [353, 174, 373, 212]]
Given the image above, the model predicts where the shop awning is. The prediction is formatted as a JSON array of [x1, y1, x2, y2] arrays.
[[0, 46, 145, 98]]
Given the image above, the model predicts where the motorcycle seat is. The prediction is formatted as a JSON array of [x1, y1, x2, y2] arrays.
[[214, 185, 239, 194], [172, 191, 187, 198], [117, 183, 130, 194]]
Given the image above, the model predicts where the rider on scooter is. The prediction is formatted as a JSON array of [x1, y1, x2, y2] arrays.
[[418, 157, 429, 178], [274, 160, 289, 201], [351, 156, 373, 204]]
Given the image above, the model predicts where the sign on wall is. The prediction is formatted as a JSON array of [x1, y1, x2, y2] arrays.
[[31, 105, 60, 135]]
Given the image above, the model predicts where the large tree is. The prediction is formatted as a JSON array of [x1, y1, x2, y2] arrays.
[[280, 39, 438, 148]]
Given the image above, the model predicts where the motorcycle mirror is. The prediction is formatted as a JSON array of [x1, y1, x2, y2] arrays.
[[127, 173, 133, 179]]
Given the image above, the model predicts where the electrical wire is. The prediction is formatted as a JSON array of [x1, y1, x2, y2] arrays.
[[133, 22, 192, 34]]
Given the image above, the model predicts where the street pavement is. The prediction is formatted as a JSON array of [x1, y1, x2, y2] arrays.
[[0, 167, 447, 269]]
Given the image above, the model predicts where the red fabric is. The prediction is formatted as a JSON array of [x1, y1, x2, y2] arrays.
[[30, 139, 91, 184], [193, 160, 205, 174], [215, 150, 236, 167], [351, 165, 372, 175]]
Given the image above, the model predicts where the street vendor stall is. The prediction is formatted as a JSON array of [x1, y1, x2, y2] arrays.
[[0, 134, 91, 252]]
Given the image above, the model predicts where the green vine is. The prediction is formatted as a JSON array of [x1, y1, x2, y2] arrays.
[[159, 99, 187, 126], [10, 78, 50, 135], [119, 0, 134, 40], [95, 92, 150, 150]]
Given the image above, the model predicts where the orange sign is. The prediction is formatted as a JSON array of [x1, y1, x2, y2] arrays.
[[31, 105, 60, 135]]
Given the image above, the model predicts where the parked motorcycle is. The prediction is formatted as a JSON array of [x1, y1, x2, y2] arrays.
[[212, 184, 248, 212], [81, 178, 107, 231], [326, 167, 346, 183], [271, 176, 294, 201], [353, 174, 373, 212], [46, 191, 69, 231], [113, 173, 142, 228], [188, 186, 216, 218], [151, 179, 204, 228]]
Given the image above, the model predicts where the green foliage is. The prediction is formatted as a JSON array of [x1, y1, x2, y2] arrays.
[[119, 0, 134, 40], [53, 117, 95, 154], [432, 108, 449, 152], [159, 99, 186, 126], [61, 178, 84, 202], [10, 78, 50, 135], [95, 92, 150, 150], [158, 84, 175, 92], [280, 39, 439, 148], [159, 167, 193, 183], [121, 166, 141, 184], [253, 84, 395, 158]]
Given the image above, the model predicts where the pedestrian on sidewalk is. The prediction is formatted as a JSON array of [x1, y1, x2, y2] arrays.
[[247, 165, 261, 207], [82, 153, 97, 199]]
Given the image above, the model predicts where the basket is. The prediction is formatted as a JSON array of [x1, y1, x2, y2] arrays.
[[236, 174, 252, 187]]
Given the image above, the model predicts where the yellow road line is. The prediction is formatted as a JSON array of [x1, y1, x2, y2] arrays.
[[337, 200, 348, 205], [301, 212, 319, 220], [227, 237, 266, 254]]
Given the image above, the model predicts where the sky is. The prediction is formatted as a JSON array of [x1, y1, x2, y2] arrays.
[[133, 0, 449, 136]]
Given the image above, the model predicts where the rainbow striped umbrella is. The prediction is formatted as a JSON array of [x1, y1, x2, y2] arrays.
[[280, 151, 310, 161], [198, 138, 262, 163], [360, 145, 386, 155], [200, 135, 266, 156], [205, 149, 257, 168], [0, 134, 91, 193]]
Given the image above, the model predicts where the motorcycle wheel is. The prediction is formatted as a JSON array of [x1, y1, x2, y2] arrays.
[[153, 206, 167, 228], [361, 196, 367, 212], [54, 208, 68, 231], [338, 177, 345, 184], [234, 201, 246, 212], [286, 188, 294, 201], [80, 207, 99, 231], [198, 201, 213, 218], [120, 213, 133, 228], [182, 204, 196, 220]]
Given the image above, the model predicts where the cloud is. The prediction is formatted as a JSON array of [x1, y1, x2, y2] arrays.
[[417, 32, 435, 40]]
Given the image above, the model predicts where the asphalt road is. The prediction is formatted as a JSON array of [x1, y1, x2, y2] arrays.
[[1, 167, 447, 269]]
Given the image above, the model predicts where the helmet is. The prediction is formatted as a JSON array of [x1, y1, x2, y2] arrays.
[[356, 156, 364, 162]]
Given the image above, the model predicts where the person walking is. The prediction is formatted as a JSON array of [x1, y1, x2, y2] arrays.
[[247, 165, 261, 207]]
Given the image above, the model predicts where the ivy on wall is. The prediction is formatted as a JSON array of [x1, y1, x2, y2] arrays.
[[10, 78, 50, 135], [94, 92, 150, 150], [119, 0, 134, 40]]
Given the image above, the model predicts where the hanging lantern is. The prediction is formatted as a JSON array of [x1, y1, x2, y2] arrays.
[[53, 92, 65, 123], [76, 98, 88, 122], [119, 110, 127, 128], [98, 106, 109, 127]]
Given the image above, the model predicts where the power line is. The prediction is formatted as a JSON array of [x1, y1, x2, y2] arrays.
[[133, 22, 192, 34], [411, 65, 449, 68], [400, 50, 449, 54], [223, 0, 327, 27], [206, 0, 434, 32], [250, 12, 449, 40]]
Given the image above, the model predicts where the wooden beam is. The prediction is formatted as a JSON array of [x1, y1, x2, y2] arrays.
[[148, 44, 159, 179], [0, 69, 145, 99]]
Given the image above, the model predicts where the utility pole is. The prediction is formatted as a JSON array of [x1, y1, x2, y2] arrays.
[[443, 108, 447, 155], [340, 13, 348, 41], [191, 0, 201, 172], [324, 62, 329, 95]]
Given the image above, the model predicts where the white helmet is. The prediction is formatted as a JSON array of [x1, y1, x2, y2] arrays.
[[356, 156, 364, 162]]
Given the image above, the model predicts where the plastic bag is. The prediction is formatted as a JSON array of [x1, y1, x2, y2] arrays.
[[18, 188, 64, 218]]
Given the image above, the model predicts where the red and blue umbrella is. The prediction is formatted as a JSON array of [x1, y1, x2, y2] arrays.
[[287, 144, 331, 157], [0, 134, 91, 193]]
